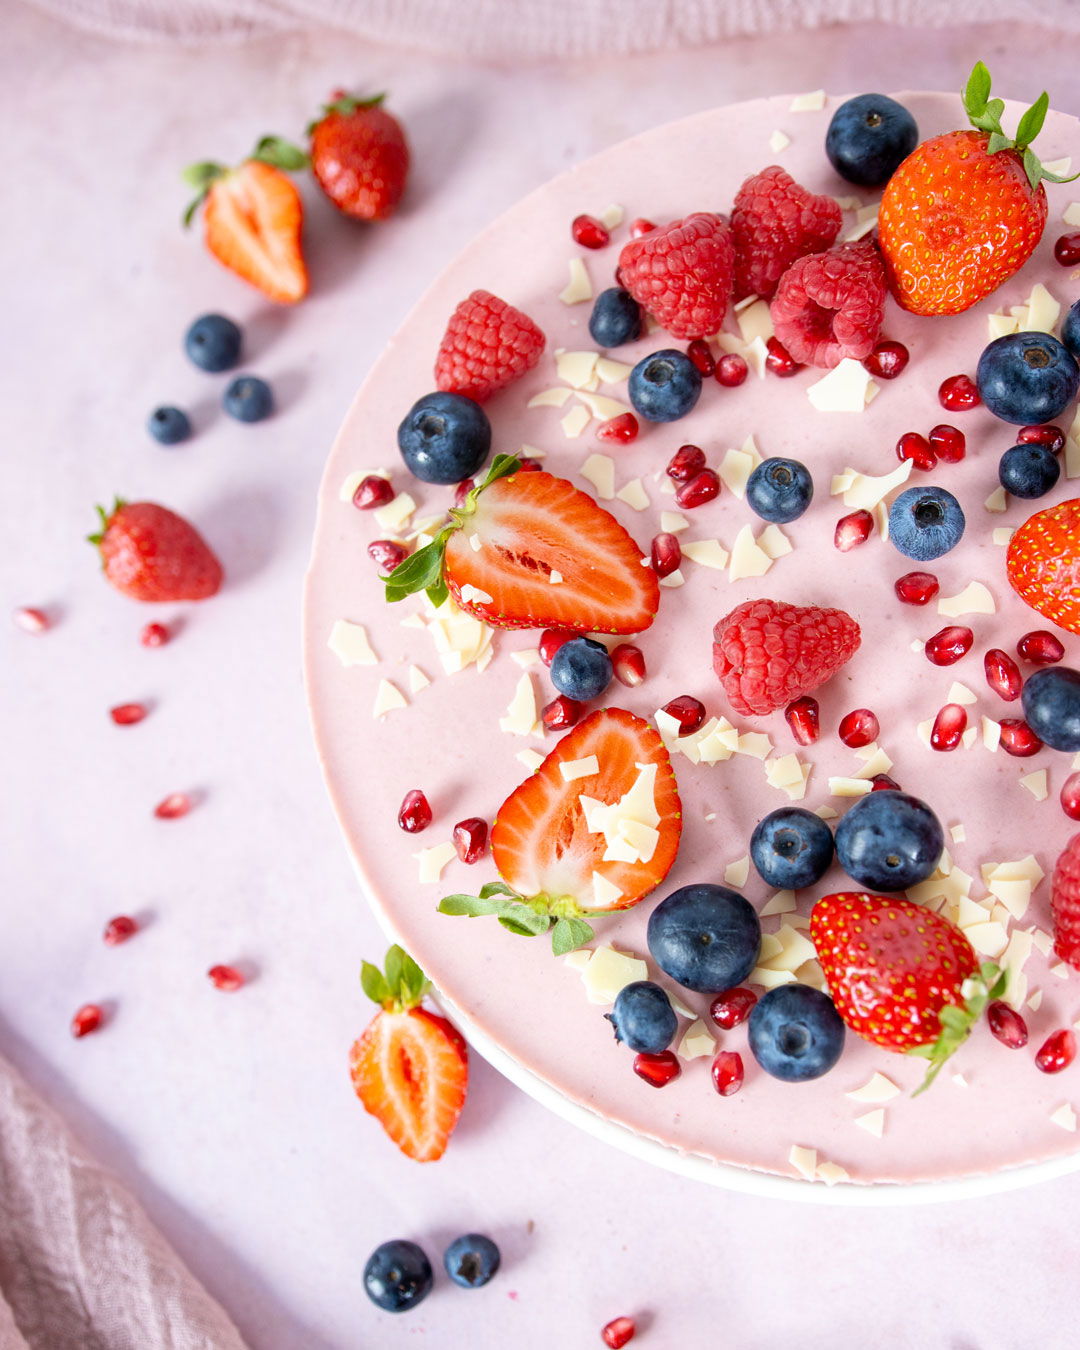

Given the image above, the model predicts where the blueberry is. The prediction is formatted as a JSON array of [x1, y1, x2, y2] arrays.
[[628, 349, 702, 423], [834, 790, 944, 891], [1062, 299, 1080, 361], [746, 457, 814, 524], [976, 332, 1080, 426], [750, 807, 834, 890], [606, 981, 677, 1053], [147, 405, 191, 445], [184, 313, 241, 372], [397, 391, 492, 485], [747, 984, 846, 1082], [443, 1234, 501, 1289], [646, 883, 761, 994], [588, 288, 643, 348], [825, 94, 919, 187], [223, 375, 274, 423], [363, 1239, 433, 1313], [549, 636, 612, 701], [1021, 666, 1080, 751], [999, 443, 1061, 499], [888, 485, 965, 561]]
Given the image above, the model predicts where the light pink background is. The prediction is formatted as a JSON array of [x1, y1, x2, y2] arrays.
[[5, 4, 1080, 1345]]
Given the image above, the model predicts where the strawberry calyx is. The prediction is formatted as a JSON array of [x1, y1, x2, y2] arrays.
[[962, 60, 1079, 191], [439, 882, 595, 956], [181, 136, 309, 227], [908, 961, 1007, 1095], [307, 91, 386, 135], [359, 943, 431, 1013], [383, 454, 521, 608], [87, 497, 124, 547]]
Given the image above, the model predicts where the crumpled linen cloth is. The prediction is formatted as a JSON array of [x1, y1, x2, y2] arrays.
[[21, 0, 1080, 55], [0, 1053, 248, 1350]]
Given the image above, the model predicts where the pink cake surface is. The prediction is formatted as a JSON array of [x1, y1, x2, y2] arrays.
[[304, 91, 1080, 1187]]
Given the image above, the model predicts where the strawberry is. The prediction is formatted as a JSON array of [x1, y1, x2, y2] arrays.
[[617, 212, 735, 339], [435, 291, 546, 403], [811, 892, 1002, 1090], [183, 138, 309, 304], [89, 499, 223, 602], [308, 91, 409, 221], [385, 456, 659, 634], [349, 946, 468, 1162], [1006, 497, 1080, 635], [878, 63, 1075, 316], [1051, 833, 1080, 971], [440, 709, 682, 954]]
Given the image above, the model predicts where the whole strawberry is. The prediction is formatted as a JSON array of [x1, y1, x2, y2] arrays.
[[730, 165, 842, 300], [89, 500, 223, 602], [308, 92, 409, 221], [617, 212, 735, 340], [1052, 833, 1080, 971], [434, 291, 545, 403], [878, 62, 1075, 316], [1006, 497, 1080, 634]]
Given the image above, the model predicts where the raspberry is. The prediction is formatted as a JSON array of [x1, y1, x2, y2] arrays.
[[712, 598, 861, 717], [730, 165, 843, 300], [616, 212, 735, 340], [769, 240, 887, 368], [434, 290, 545, 403], [1051, 832, 1080, 971]]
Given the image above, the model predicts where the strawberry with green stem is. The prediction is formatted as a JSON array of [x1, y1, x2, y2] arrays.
[[308, 91, 409, 221], [89, 499, 223, 602]]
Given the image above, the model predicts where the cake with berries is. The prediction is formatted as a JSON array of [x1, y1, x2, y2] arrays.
[[306, 72, 1080, 1190]]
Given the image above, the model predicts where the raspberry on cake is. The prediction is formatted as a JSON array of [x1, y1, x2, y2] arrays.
[[616, 212, 735, 339], [769, 240, 886, 368], [730, 164, 842, 300], [434, 290, 545, 403]]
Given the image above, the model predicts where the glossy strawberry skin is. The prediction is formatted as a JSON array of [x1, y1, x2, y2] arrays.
[[1006, 498, 1080, 635], [310, 100, 409, 221], [94, 502, 223, 602]]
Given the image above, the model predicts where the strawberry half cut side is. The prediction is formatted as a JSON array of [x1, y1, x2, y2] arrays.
[[440, 709, 682, 955]]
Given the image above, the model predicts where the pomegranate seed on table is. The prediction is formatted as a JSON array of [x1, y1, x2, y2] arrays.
[[715, 353, 749, 387], [572, 214, 610, 249], [628, 218, 656, 238], [998, 718, 1043, 757], [666, 443, 707, 482], [650, 532, 682, 577], [711, 1050, 745, 1097], [453, 478, 475, 507], [208, 964, 245, 992], [611, 644, 646, 687], [661, 695, 706, 735], [938, 374, 980, 412], [398, 789, 432, 833], [987, 1001, 1029, 1049], [709, 987, 757, 1030], [597, 412, 639, 445], [110, 702, 148, 726], [1017, 629, 1065, 665], [839, 708, 879, 748], [141, 622, 170, 647], [154, 792, 193, 820], [1035, 1029, 1076, 1074], [538, 629, 579, 666], [765, 336, 801, 377], [675, 469, 720, 509], [785, 696, 820, 746], [894, 571, 939, 606], [686, 338, 715, 376], [352, 475, 395, 510], [931, 703, 967, 751], [1061, 771, 1080, 820], [71, 1004, 104, 1038], [542, 695, 582, 731], [1054, 231, 1080, 266], [984, 649, 1022, 701], [924, 626, 974, 666], [835, 510, 874, 552], [368, 539, 407, 572], [602, 1316, 637, 1349], [103, 915, 138, 945], [13, 606, 49, 633], [927, 424, 966, 463], [862, 340, 909, 380], [453, 817, 488, 863], [896, 431, 936, 471], [1016, 424, 1065, 453], [871, 772, 902, 791], [633, 1050, 680, 1087]]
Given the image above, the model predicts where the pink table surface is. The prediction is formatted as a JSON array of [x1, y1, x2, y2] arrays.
[[6, 5, 1080, 1346]]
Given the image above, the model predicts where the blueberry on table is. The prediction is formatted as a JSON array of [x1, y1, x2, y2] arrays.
[[184, 313, 242, 372], [588, 287, 643, 348], [147, 405, 192, 445], [746, 457, 814, 524], [397, 391, 492, 484], [888, 485, 965, 561], [363, 1239, 433, 1313], [646, 883, 761, 993], [444, 1233, 501, 1289], [825, 93, 919, 187], [549, 636, 612, 701], [834, 790, 944, 891], [628, 349, 702, 423], [606, 980, 677, 1053], [976, 332, 1080, 426], [1022, 666, 1080, 751], [748, 984, 846, 1082], [750, 807, 834, 889], [223, 375, 274, 423], [999, 443, 1061, 499]]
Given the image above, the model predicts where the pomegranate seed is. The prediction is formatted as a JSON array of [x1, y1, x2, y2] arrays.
[[71, 1004, 104, 1038], [984, 648, 1022, 702], [1016, 424, 1066, 454], [571, 214, 610, 249], [629, 218, 656, 238], [1017, 629, 1065, 665], [452, 817, 488, 864], [602, 1317, 636, 1349], [661, 695, 706, 735], [715, 353, 749, 387], [597, 412, 639, 445], [896, 431, 936, 471], [208, 964, 245, 992], [1036, 1028, 1076, 1074], [516, 457, 542, 473], [938, 373, 980, 412], [633, 1050, 680, 1087], [709, 987, 757, 1030], [650, 532, 682, 577], [141, 622, 170, 647], [538, 629, 579, 666], [862, 339, 909, 380], [611, 644, 646, 688], [711, 1050, 745, 1097], [1054, 231, 1080, 266], [110, 702, 148, 726], [352, 475, 394, 510], [839, 708, 879, 748], [931, 703, 967, 751], [675, 469, 720, 509], [927, 424, 966, 463], [368, 539, 407, 572], [154, 792, 192, 820], [987, 1000, 1029, 1049], [765, 336, 801, 377], [398, 789, 432, 833], [453, 478, 475, 506], [835, 509, 874, 552], [894, 571, 939, 606], [13, 606, 49, 633], [542, 695, 582, 731], [784, 696, 820, 746], [924, 625, 974, 666], [103, 915, 138, 945], [686, 338, 715, 377], [1062, 771, 1080, 820], [871, 772, 902, 791], [998, 718, 1043, 757], [666, 443, 707, 482]]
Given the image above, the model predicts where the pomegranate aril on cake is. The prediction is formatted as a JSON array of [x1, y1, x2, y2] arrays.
[[931, 703, 967, 751], [715, 353, 749, 387], [998, 718, 1043, 757], [686, 338, 715, 376], [711, 1051, 745, 1097], [352, 475, 395, 510], [650, 532, 681, 577], [1062, 773, 1080, 822], [839, 708, 879, 748], [988, 1001, 1029, 1049], [633, 1051, 681, 1087], [542, 695, 582, 731], [398, 789, 432, 833], [835, 510, 873, 552], [709, 988, 757, 1030], [596, 412, 639, 445], [611, 644, 646, 687], [764, 336, 801, 377], [1016, 424, 1065, 453], [896, 432, 935, 471], [927, 424, 966, 463], [666, 444, 707, 482], [785, 696, 820, 746], [895, 571, 939, 606], [368, 539, 407, 571], [1035, 1029, 1076, 1074], [984, 648, 1022, 701], [862, 339, 909, 379], [571, 214, 609, 249], [453, 818, 488, 864], [674, 469, 720, 509], [660, 695, 706, 735], [924, 626, 973, 666], [938, 374, 981, 411]]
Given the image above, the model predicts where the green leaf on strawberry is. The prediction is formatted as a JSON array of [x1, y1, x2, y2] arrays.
[[960, 60, 1079, 189], [360, 944, 430, 1012], [909, 962, 1007, 1095]]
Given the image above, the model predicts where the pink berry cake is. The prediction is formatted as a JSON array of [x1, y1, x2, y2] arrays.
[[305, 80, 1080, 1190]]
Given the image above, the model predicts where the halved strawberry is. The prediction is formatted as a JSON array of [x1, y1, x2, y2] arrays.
[[440, 709, 682, 954], [385, 456, 659, 634], [348, 946, 468, 1162], [1006, 497, 1080, 635]]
